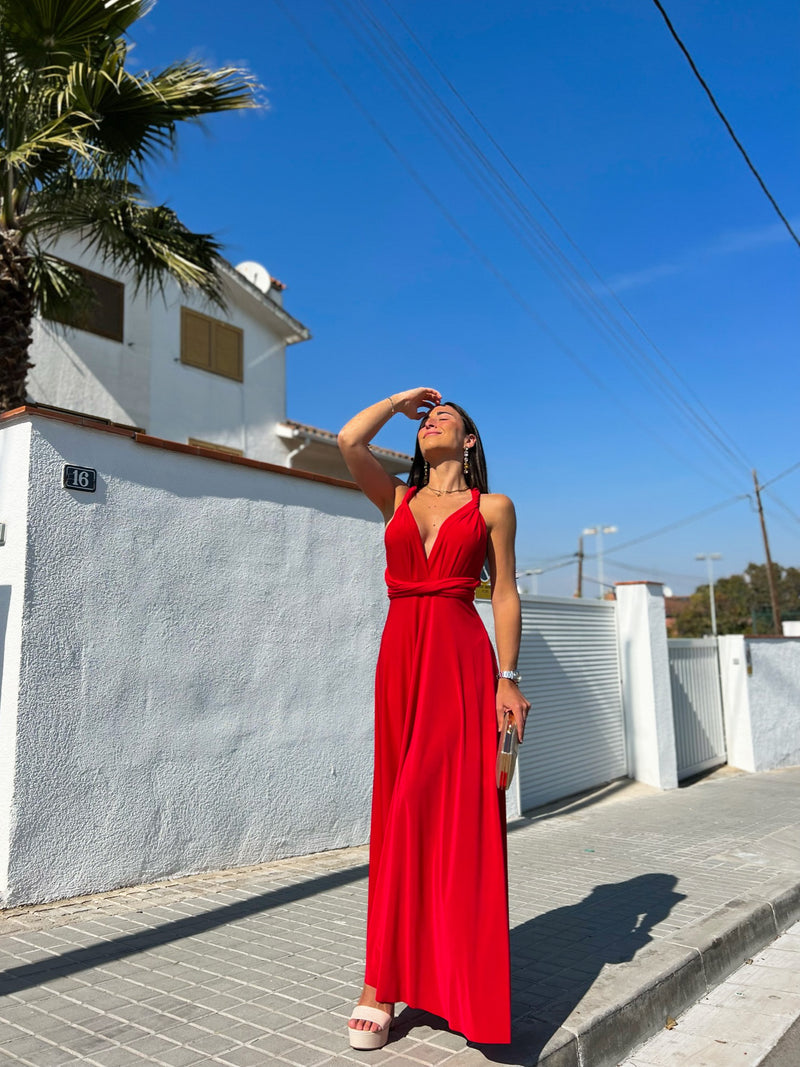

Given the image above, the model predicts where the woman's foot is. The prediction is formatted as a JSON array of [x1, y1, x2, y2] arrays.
[[347, 984, 394, 1049]]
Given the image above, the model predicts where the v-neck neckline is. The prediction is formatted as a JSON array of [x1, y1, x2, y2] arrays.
[[406, 486, 477, 564]]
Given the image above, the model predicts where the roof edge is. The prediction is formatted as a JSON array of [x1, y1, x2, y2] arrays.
[[219, 262, 311, 344], [0, 405, 361, 492]]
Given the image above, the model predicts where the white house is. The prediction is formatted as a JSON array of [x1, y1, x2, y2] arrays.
[[27, 235, 410, 480]]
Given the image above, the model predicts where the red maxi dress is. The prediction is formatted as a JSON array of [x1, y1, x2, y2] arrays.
[[364, 487, 511, 1044]]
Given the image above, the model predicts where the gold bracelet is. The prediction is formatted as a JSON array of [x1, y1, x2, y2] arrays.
[[387, 395, 396, 414]]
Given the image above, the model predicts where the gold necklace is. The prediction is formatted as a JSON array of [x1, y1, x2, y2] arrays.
[[423, 484, 470, 497]]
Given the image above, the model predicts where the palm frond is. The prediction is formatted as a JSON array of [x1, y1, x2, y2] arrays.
[[25, 243, 97, 324], [66, 56, 261, 174], [2, 0, 260, 403], [0, 0, 147, 68], [25, 178, 225, 305], [0, 112, 97, 171]]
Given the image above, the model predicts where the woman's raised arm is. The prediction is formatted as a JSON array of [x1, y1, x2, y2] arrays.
[[338, 387, 441, 520]]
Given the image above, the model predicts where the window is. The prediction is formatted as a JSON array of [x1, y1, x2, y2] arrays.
[[52, 262, 125, 342], [180, 307, 244, 382]]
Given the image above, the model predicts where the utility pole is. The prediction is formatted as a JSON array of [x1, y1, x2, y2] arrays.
[[576, 535, 584, 598], [752, 469, 782, 635]]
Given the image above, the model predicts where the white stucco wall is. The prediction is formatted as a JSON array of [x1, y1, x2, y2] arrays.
[[0, 421, 32, 894], [717, 635, 755, 771], [26, 235, 303, 464], [1, 414, 387, 906], [615, 582, 677, 789], [746, 639, 800, 771], [718, 635, 800, 773], [147, 281, 289, 463]]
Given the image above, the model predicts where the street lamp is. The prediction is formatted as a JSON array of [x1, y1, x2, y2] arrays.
[[696, 553, 722, 636], [516, 568, 544, 595], [583, 525, 618, 599]]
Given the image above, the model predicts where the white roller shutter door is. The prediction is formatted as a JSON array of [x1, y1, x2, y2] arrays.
[[516, 597, 627, 811]]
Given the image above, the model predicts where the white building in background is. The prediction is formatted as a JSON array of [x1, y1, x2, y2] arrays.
[[27, 235, 411, 480]]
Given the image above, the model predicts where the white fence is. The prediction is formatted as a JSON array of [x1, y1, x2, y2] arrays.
[[0, 411, 386, 906], [719, 635, 800, 772], [668, 638, 726, 780], [2, 409, 799, 907], [517, 597, 626, 810]]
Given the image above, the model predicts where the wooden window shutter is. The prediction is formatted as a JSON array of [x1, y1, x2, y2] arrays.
[[180, 308, 243, 380], [181, 308, 212, 370], [213, 321, 243, 381], [50, 261, 124, 341], [83, 271, 124, 341]]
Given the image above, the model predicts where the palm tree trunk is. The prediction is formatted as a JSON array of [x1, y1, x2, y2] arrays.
[[0, 231, 34, 411]]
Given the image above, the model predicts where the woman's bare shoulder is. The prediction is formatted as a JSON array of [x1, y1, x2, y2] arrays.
[[385, 481, 413, 522], [479, 492, 515, 516]]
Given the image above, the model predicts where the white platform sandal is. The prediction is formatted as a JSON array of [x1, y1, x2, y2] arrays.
[[348, 1005, 394, 1050]]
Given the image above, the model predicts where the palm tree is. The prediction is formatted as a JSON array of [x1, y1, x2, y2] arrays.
[[0, 0, 258, 410]]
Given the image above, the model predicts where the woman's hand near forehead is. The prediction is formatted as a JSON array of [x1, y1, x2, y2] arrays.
[[338, 388, 440, 519]]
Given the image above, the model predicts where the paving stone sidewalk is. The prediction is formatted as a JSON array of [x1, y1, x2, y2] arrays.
[[1, 765, 799, 1067]]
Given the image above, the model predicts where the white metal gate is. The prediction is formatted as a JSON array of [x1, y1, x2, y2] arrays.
[[668, 638, 726, 780], [516, 596, 627, 811]]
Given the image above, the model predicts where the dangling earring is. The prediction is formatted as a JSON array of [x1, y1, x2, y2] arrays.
[[463, 446, 470, 477], [424, 460, 429, 484]]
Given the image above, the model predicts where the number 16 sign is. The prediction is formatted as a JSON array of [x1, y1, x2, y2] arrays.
[[63, 465, 97, 493]]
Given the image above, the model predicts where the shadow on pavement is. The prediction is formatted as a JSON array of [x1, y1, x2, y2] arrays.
[[0, 863, 369, 996], [0, 856, 685, 1065], [394, 872, 686, 1064]]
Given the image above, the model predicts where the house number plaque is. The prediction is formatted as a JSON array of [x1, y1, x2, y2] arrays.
[[63, 465, 97, 493]]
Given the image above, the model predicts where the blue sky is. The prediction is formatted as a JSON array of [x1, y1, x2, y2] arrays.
[[131, 0, 798, 597]]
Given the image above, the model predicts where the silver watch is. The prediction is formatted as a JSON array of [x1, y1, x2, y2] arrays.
[[497, 670, 521, 684]]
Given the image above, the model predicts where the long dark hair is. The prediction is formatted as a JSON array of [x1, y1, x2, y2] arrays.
[[406, 401, 489, 494]]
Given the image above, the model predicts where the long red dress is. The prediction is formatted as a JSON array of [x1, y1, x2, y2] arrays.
[[364, 487, 511, 1044]]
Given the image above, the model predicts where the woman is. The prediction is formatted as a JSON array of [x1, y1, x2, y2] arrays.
[[338, 386, 530, 1048]]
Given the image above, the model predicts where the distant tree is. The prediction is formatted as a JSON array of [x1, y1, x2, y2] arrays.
[[0, 0, 258, 411], [674, 562, 800, 636]]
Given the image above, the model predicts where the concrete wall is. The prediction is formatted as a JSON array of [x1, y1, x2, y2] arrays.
[[0, 421, 32, 894], [0, 413, 386, 906], [718, 635, 755, 771], [27, 235, 304, 464], [718, 635, 800, 772], [747, 639, 800, 770], [615, 582, 677, 790]]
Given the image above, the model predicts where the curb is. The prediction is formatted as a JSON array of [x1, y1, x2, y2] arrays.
[[526, 875, 800, 1067]]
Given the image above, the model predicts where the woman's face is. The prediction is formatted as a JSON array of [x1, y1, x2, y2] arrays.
[[418, 406, 475, 457]]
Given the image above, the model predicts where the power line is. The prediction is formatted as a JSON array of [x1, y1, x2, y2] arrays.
[[763, 491, 800, 530], [272, 0, 746, 496], [651, 0, 800, 249], [760, 459, 800, 491], [279, 1, 795, 514], [379, 0, 755, 476], [533, 556, 580, 575], [530, 495, 750, 578], [603, 495, 749, 556], [610, 559, 712, 585], [330, 0, 754, 490]]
